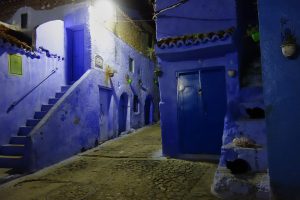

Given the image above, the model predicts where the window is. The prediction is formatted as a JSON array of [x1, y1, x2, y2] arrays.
[[9, 54, 22, 75], [21, 13, 28, 29], [129, 57, 135, 73], [133, 95, 140, 113]]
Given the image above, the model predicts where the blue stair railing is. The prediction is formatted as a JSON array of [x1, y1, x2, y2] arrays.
[[6, 67, 58, 113]]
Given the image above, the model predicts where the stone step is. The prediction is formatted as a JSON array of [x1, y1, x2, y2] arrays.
[[34, 111, 47, 120], [48, 98, 59, 104], [212, 167, 270, 200], [220, 143, 268, 173], [0, 144, 25, 156], [18, 127, 33, 136], [26, 119, 40, 127], [61, 85, 71, 93], [0, 155, 23, 169], [55, 92, 65, 98], [41, 104, 53, 112], [10, 136, 28, 145]]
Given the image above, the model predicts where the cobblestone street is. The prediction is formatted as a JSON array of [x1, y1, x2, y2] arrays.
[[0, 124, 218, 200]]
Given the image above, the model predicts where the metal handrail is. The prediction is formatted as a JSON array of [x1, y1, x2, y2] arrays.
[[6, 67, 58, 113]]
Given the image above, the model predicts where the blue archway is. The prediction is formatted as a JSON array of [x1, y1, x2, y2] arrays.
[[118, 92, 128, 134], [144, 95, 154, 125]]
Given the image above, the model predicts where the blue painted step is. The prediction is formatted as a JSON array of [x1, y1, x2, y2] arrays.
[[34, 111, 47, 119], [26, 119, 40, 127], [0, 155, 23, 168], [41, 104, 53, 112], [48, 98, 59, 104], [61, 85, 71, 93], [18, 127, 33, 136], [55, 92, 65, 98], [0, 84, 72, 170], [0, 144, 25, 156], [10, 136, 28, 145]]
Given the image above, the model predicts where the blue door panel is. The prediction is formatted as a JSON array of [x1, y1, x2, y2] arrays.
[[118, 94, 128, 134], [200, 68, 227, 154], [72, 29, 84, 81], [99, 88, 112, 138], [178, 68, 226, 154]]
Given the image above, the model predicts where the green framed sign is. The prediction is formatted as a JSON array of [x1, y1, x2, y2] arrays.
[[8, 54, 22, 76]]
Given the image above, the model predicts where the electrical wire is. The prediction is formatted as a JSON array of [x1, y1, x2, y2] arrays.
[[153, 0, 189, 20]]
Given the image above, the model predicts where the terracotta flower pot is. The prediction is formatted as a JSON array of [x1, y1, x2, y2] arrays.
[[281, 43, 297, 57]]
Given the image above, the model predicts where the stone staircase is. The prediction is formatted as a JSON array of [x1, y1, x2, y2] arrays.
[[0, 85, 71, 170], [212, 87, 270, 200]]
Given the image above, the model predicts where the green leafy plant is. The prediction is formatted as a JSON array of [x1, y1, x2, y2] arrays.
[[125, 74, 132, 84], [147, 47, 156, 60], [281, 28, 296, 46], [247, 25, 260, 42], [105, 65, 117, 84], [154, 67, 163, 77]]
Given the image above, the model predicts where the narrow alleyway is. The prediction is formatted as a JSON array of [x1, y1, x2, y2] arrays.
[[0, 124, 218, 200]]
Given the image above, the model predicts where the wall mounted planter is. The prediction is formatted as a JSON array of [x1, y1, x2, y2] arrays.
[[281, 43, 297, 58], [227, 69, 236, 77]]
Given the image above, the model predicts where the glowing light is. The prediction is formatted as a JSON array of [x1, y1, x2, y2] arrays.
[[92, 0, 116, 23]]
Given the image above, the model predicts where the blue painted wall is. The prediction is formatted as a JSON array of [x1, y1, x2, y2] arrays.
[[0, 20, 66, 147], [258, 0, 300, 199], [1, 2, 159, 171], [155, 0, 236, 39], [155, 0, 239, 157]]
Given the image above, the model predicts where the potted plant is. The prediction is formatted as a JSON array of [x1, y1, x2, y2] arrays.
[[125, 74, 132, 84], [154, 67, 163, 77], [281, 28, 297, 58], [104, 65, 117, 84], [247, 25, 260, 43]]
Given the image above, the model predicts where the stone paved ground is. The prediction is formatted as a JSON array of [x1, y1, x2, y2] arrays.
[[0, 124, 218, 200]]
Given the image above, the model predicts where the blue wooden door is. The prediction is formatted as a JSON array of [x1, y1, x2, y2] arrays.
[[69, 29, 84, 82], [178, 68, 226, 154], [99, 88, 112, 138], [118, 93, 128, 134]]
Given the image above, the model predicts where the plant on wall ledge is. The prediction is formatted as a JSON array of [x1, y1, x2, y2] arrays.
[[125, 74, 132, 84], [153, 77, 159, 87], [105, 65, 117, 84], [247, 25, 260, 43], [154, 67, 163, 77], [281, 28, 297, 58], [147, 47, 156, 60]]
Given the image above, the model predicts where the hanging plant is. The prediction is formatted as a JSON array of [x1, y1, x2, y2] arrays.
[[154, 67, 163, 77], [105, 65, 117, 84], [247, 25, 260, 43], [281, 28, 297, 58], [153, 77, 159, 86], [147, 47, 156, 60], [125, 74, 132, 84]]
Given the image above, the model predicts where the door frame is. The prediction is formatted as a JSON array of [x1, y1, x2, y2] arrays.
[[66, 24, 85, 84], [176, 66, 227, 154]]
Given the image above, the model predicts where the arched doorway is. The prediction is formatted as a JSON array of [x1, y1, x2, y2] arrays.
[[144, 95, 154, 125], [118, 93, 128, 134]]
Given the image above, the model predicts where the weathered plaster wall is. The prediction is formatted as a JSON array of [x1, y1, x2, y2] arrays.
[[155, 0, 237, 39], [29, 69, 101, 170], [89, 4, 159, 131], [258, 0, 300, 199], [2, 1, 159, 171], [0, 20, 66, 146]]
